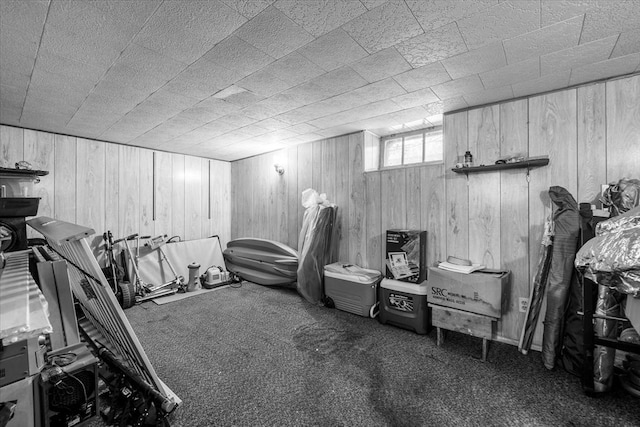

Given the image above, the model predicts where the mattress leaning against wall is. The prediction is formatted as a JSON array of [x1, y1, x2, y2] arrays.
[[26, 216, 182, 415]]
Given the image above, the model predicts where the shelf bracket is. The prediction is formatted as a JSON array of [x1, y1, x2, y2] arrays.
[[526, 168, 531, 183]]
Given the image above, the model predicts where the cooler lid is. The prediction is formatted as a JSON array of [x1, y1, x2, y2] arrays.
[[381, 278, 429, 295], [324, 262, 381, 284]]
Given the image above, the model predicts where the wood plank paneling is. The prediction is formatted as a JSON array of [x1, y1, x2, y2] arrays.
[[24, 130, 54, 219], [468, 106, 501, 268], [201, 159, 211, 237], [217, 160, 231, 247], [420, 164, 445, 269], [76, 138, 105, 234], [171, 154, 185, 239], [335, 136, 350, 261], [286, 147, 299, 249], [274, 149, 288, 244], [118, 145, 139, 238], [380, 168, 406, 268], [405, 166, 422, 230], [104, 143, 119, 239], [0, 125, 23, 167], [577, 84, 606, 205], [184, 155, 202, 240], [348, 133, 366, 267], [54, 135, 77, 223], [312, 140, 323, 192], [297, 143, 313, 245], [499, 99, 530, 343], [139, 150, 154, 237], [365, 171, 382, 271], [606, 75, 640, 182], [444, 112, 469, 260], [154, 151, 172, 236]]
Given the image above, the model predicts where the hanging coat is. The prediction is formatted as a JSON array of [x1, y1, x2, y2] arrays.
[[541, 186, 580, 370]]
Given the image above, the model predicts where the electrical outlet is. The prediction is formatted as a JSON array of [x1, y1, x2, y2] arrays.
[[519, 297, 529, 313]]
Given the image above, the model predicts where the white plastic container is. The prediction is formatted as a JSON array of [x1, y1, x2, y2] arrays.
[[324, 263, 381, 317]]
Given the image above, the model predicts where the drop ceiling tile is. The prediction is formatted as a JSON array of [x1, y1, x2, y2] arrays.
[[274, 105, 327, 126], [221, 0, 275, 19], [39, 21, 124, 68], [611, 29, 640, 58], [256, 117, 290, 131], [261, 52, 324, 86], [442, 42, 507, 80], [503, 15, 583, 65], [0, 34, 39, 77], [88, 0, 161, 29], [99, 62, 167, 96], [393, 62, 451, 92], [163, 59, 238, 100], [237, 123, 270, 137], [423, 101, 444, 116], [309, 66, 369, 97], [431, 75, 484, 100], [287, 123, 319, 135], [569, 53, 640, 86], [117, 43, 188, 84], [281, 82, 329, 106], [219, 90, 265, 108], [0, 0, 48, 36], [406, 0, 497, 32], [216, 113, 258, 128], [298, 28, 368, 72], [511, 70, 570, 98], [0, 69, 29, 92], [234, 6, 314, 59], [541, 35, 618, 75], [202, 36, 275, 78], [443, 96, 469, 112], [391, 88, 439, 109], [396, 23, 468, 68], [274, 0, 366, 37], [310, 99, 402, 128], [241, 102, 283, 121], [360, 0, 388, 10], [458, 1, 539, 50], [134, 0, 246, 63], [0, 84, 26, 105], [236, 69, 293, 97], [540, 0, 596, 26], [580, 1, 640, 44], [351, 78, 408, 103], [179, 97, 241, 123], [342, 0, 423, 54], [91, 78, 150, 109], [479, 57, 540, 89], [34, 50, 106, 87], [350, 47, 412, 83], [464, 84, 514, 108]]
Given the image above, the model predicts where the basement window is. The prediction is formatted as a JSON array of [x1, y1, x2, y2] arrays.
[[380, 127, 443, 169]]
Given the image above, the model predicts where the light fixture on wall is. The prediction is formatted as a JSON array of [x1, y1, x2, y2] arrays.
[[274, 164, 284, 175]]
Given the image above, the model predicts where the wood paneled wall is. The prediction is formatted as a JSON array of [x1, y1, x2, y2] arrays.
[[230, 74, 640, 348], [0, 125, 231, 257]]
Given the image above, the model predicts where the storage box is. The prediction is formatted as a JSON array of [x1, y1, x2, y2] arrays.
[[324, 263, 381, 317], [427, 267, 509, 318], [378, 278, 430, 334], [385, 230, 427, 284]]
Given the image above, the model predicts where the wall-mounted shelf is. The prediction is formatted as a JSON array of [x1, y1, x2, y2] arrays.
[[451, 157, 549, 175]]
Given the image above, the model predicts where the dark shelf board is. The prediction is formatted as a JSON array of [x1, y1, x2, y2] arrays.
[[451, 157, 549, 174], [0, 166, 49, 176]]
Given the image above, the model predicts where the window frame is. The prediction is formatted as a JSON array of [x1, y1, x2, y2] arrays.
[[379, 126, 443, 170]]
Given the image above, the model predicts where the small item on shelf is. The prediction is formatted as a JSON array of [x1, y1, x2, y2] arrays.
[[464, 151, 473, 167]]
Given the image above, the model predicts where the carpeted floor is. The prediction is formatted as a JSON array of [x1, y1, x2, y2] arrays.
[[94, 281, 638, 427]]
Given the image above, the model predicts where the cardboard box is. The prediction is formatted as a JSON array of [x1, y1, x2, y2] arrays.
[[385, 230, 427, 284], [427, 267, 509, 318]]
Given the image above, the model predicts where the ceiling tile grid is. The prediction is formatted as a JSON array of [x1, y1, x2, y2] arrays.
[[1, 0, 640, 161]]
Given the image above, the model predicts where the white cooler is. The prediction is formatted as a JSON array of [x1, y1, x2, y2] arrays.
[[324, 263, 382, 317]]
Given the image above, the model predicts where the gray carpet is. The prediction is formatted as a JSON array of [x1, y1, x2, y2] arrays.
[[99, 282, 638, 427]]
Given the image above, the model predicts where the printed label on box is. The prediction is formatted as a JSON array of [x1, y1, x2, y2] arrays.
[[389, 293, 414, 312]]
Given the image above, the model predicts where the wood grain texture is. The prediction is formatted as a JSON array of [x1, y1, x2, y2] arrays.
[[138, 149, 154, 237], [499, 99, 530, 342], [154, 151, 172, 237], [24, 130, 55, 221], [381, 168, 406, 233], [606, 74, 640, 182], [0, 125, 24, 167], [335, 136, 350, 262], [297, 143, 313, 241], [118, 145, 140, 238], [468, 106, 500, 268], [76, 138, 105, 232], [216, 160, 231, 247], [230, 161, 240, 240], [171, 154, 185, 240], [104, 143, 119, 239], [312, 140, 323, 193], [444, 112, 469, 260], [286, 146, 299, 249], [274, 149, 288, 244], [184, 155, 202, 240], [577, 83, 607, 205], [348, 132, 366, 267], [365, 172, 382, 271], [421, 164, 445, 269], [405, 166, 422, 230], [54, 134, 77, 223], [201, 159, 211, 238]]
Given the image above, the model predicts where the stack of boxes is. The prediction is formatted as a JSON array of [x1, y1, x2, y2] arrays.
[[378, 230, 430, 334]]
